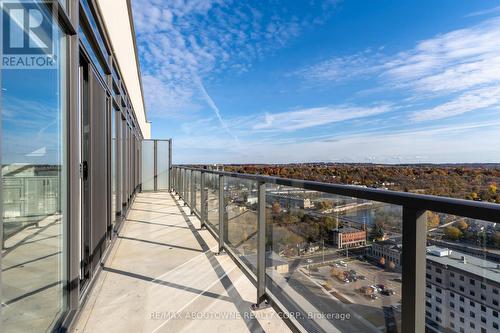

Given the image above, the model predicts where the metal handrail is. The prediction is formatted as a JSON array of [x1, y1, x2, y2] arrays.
[[175, 165, 500, 223], [170, 165, 500, 333]]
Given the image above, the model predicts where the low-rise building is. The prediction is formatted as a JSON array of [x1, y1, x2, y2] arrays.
[[330, 227, 367, 249], [267, 192, 313, 209], [368, 239, 402, 267]]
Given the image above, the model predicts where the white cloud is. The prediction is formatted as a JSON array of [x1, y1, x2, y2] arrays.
[[384, 17, 500, 94], [132, 0, 337, 120], [293, 49, 385, 83], [465, 5, 500, 18], [252, 104, 392, 131], [294, 16, 500, 122], [412, 85, 500, 121]]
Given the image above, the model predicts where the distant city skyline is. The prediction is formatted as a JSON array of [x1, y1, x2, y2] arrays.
[[132, 0, 500, 164]]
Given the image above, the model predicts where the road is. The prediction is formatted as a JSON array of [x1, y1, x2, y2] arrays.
[[267, 270, 381, 333]]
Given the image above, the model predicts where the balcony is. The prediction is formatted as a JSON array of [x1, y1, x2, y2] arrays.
[[71, 191, 291, 333], [69, 166, 500, 333]]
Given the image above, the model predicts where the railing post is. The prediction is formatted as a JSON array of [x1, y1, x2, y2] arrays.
[[183, 169, 187, 203], [401, 207, 427, 333], [190, 170, 195, 214], [184, 169, 189, 206], [200, 172, 206, 229], [180, 168, 184, 198], [252, 181, 267, 309], [217, 175, 225, 254]]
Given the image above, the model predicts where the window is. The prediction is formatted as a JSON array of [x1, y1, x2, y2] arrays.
[[426, 292, 431, 298], [494, 299, 499, 306], [481, 305, 487, 312], [481, 317, 486, 324], [481, 284, 486, 290], [460, 276, 465, 281], [1, 4, 68, 333], [470, 322, 475, 329], [470, 279, 475, 285], [493, 310, 498, 318], [436, 277, 442, 283], [481, 328, 487, 333], [460, 307, 464, 313], [460, 296, 464, 302], [470, 301, 475, 307], [460, 317, 465, 323], [450, 282, 455, 288], [436, 297, 442, 304], [494, 288, 499, 295], [436, 268, 442, 274], [493, 322, 499, 329], [450, 312, 455, 318], [426, 301, 432, 308], [470, 290, 475, 297], [470, 311, 475, 318], [436, 287, 442, 294], [450, 272, 455, 277], [460, 286, 465, 292], [436, 306, 442, 313], [481, 294, 486, 301], [450, 302, 455, 308], [450, 292, 455, 298], [426, 273, 431, 279]]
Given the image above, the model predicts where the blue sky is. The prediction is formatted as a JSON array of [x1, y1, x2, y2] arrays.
[[132, 0, 500, 164]]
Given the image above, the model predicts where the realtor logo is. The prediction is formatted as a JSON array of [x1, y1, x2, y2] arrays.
[[1, 0, 57, 69]]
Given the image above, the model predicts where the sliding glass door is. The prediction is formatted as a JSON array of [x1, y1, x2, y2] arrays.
[[1, 2, 68, 332]]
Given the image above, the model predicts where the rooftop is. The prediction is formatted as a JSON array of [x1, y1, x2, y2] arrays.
[[426, 245, 500, 284]]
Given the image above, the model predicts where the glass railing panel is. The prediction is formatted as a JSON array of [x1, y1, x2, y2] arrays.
[[195, 171, 201, 214], [425, 211, 500, 333], [156, 141, 170, 191], [141, 141, 154, 191], [225, 176, 259, 274], [265, 184, 402, 332], [206, 173, 219, 231], [185, 170, 191, 204]]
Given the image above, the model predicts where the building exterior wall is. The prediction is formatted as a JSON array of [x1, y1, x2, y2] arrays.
[[0, 1, 148, 332], [369, 242, 402, 267], [426, 256, 500, 333], [332, 229, 366, 249]]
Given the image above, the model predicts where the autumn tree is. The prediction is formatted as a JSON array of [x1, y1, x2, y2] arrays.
[[454, 219, 468, 232], [490, 183, 497, 195], [427, 212, 440, 230], [370, 222, 385, 241], [315, 200, 333, 211], [272, 202, 281, 215], [379, 257, 386, 267], [444, 226, 462, 240], [492, 232, 500, 248]]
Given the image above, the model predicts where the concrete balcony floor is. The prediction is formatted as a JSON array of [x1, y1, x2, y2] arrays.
[[72, 192, 291, 333]]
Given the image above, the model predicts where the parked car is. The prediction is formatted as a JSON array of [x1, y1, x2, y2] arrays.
[[358, 275, 366, 280], [376, 284, 386, 291], [369, 294, 379, 300], [385, 289, 395, 295]]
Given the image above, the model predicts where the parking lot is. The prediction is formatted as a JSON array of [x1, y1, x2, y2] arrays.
[[307, 258, 402, 330]]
